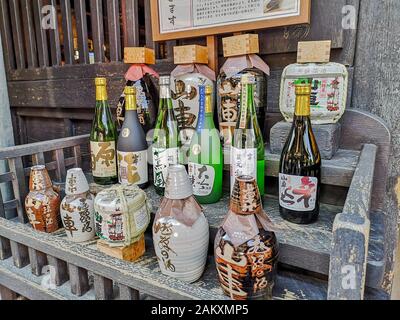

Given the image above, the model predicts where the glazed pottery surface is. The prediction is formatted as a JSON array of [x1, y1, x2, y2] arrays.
[[153, 214, 209, 283], [25, 165, 61, 233], [215, 228, 279, 300], [60, 168, 95, 243]]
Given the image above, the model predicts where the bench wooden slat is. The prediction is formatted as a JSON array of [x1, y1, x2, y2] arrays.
[[47, 256, 69, 286], [32, 152, 45, 166], [8, 158, 28, 223], [24, 157, 77, 177], [21, 0, 38, 68], [90, 0, 105, 63], [74, 0, 90, 64], [73, 145, 82, 168], [94, 274, 114, 300], [9, 0, 25, 69], [68, 264, 90, 296], [10, 241, 29, 269], [0, 191, 4, 218], [0, 236, 11, 260], [107, 0, 121, 62], [0, 172, 14, 183], [60, 0, 75, 65], [0, 284, 17, 300], [0, 135, 89, 159], [123, 0, 139, 47], [28, 248, 48, 276], [54, 149, 67, 182], [0, 0, 16, 70], [119, 284, 140, 300], [328, 144, 377, 300], [32, 0, 50, 67], [48, 0, 61, 66]]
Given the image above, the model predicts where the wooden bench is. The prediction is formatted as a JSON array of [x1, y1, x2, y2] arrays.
[[0, 109, 393, 300]]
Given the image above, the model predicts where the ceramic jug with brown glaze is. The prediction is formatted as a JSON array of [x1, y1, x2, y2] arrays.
[[215, 176, 279, 300], [25, 165, 61, 233]]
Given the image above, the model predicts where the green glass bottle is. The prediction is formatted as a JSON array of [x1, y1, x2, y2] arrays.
[[231, 74, 265, 196], [188, 85, 223, 204], [90, 78, 118, 185], [152, 76, 181, 196], [117, 86, 149, 189]]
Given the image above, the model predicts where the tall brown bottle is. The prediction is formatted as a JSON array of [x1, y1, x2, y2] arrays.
[[279, 81, 321, 224]]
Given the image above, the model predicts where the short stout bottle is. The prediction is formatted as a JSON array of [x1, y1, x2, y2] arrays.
[[188, 85, 223, 204], [90, 78, 118, 185], [279, 82, 321, 224], [117, 86, 149, 189], [231, 74, 265, 196], [152, 76, 181, 196]]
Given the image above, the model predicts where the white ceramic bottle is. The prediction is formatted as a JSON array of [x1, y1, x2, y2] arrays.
[[153, 165, 209, 283], [60, 168, 95, 243]]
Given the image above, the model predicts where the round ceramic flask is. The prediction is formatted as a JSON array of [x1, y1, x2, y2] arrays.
[[25, 165, 61, 233], [60, 168, 95, 243], [215, 176, 279, 300], [153, 165, 209, 283]]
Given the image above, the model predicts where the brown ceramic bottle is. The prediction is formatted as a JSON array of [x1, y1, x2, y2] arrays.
[[215, 176, 279, 300], [25, 165, 61, 233]]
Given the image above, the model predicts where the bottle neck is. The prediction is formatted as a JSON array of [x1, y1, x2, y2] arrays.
[[159, 84, 171, 100], [197, 87, 215, 131], [294, 95, 311, 117], [238, 83, 255, 129], [125, 94, 137, 111], [96, 85, 108, 102]]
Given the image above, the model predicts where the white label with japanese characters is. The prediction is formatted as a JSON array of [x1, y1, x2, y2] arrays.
[[230, 147, 257, 191], [153, 147, 180, 188], [118, 150, 148, 185], [188, 163, 215, 196], [279, 174, 318, 211], [133, 205, 150, 233]]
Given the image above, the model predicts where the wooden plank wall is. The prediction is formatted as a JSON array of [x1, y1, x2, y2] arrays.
[[1, 0, 357, 146], [351, 0, 400, 297]]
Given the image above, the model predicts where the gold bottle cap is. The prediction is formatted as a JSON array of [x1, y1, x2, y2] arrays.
[[295, 83, 312, 95], [95, 77, 107, 86], [205, 85, 213, 95], [124, 86, 136, 96]]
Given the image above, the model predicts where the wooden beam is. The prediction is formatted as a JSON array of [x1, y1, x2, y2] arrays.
[[206, 36, 218, 72], [107, 0, 121, 62], [90, 0, 105, 63], [0, 0, 16, 70], [60, 0, 75, 65]]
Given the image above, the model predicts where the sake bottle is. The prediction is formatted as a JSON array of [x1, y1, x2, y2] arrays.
[[279, 81, 321, 224], [90, 78, 118, 185], [152, 76, 181, 196], [117, 86, 149, 189], [188, 85, 223, 204], [231, 74, 265, 196]]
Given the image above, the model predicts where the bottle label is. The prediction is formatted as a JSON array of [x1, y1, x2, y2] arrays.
[[90, 141, 117, 178], [279, 174, 318, 211], [153, 147, 179, 188], [230, 147, 257, 191], [133, 205, 150, 233], [118, 150, 148, 185], [188, 163, 215, 197]]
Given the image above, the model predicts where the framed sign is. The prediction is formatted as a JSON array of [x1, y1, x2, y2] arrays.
[[150, 0, 311, 41]]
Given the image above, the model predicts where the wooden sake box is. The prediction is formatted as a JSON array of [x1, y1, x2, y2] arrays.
[[124, 47, 156, 65], [222, 34, 260, 57], [174, 45, 208, 64], [297, 40, 332, 63], [97, 234, 146, 262]]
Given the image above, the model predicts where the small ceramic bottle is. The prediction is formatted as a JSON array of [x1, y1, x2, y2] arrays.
[[153, 165, 209, 283], [25, 165, 61, 233], [60, 168, 95, 243], [215, 176, 279, 300]]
